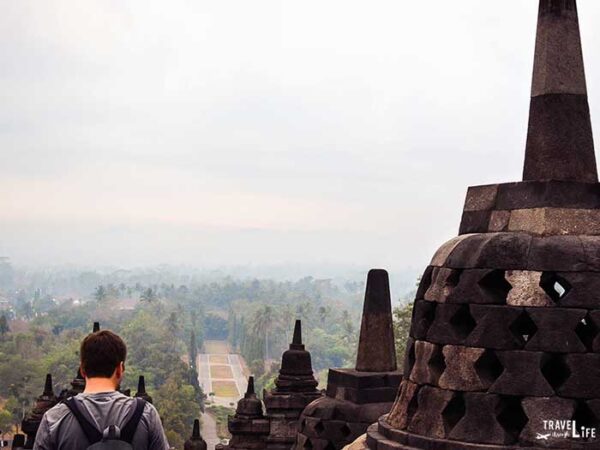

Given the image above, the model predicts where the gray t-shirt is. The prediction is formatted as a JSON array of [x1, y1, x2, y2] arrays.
[[33, 391, 170, 450]]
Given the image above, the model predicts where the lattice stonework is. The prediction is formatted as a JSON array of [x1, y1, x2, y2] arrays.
[[363, 1, 600, 449]]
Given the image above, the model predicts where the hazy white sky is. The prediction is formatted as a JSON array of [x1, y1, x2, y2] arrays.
[[2, 0, 600, 270]]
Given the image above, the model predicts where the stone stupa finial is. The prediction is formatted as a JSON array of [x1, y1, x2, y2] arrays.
[[524, 0, 597, 182], [135, 375, 153, 403], [355, 269, 397, 372], [184, 419, 207, 450]]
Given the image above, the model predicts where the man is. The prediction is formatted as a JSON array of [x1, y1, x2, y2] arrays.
[[34, 330, 169, 450]]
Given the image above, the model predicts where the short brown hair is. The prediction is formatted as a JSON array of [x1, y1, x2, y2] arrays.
[[80, 330, 127, 378]]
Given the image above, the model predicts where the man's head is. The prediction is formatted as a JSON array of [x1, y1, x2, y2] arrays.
[[80, 330, 127, 384]]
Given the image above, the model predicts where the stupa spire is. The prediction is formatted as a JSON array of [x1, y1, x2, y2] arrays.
[[184, 419, 207, 450], [523, 0, 597, 182], [135, 375, 153, 403], [245, 375, 256, 397], [43, 374, 53, 396], [292, 319, 302, 347], [355, 269, 397, 372]]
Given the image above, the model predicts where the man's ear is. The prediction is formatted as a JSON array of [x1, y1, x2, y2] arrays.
[[115, 361, 125, 378], [80, 363, 87, 379]]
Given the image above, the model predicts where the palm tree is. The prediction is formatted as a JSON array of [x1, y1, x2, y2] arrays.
[[252, 305, 275, 361]]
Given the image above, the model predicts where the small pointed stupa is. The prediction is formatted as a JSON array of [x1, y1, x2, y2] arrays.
[[21, 374, 58, 449], [217, 376, 270, 450], [184, 419, 207, 450], [296, 270, 402, 450], [363, 1, 600, 449], [134, 375, 153, 403], [264, 320, 322, 450]]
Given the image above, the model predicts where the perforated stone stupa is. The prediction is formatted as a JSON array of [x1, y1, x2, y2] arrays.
[[296, 269, 402, 450], [364, 1, 600, 449], [264, 320, 322, 450]]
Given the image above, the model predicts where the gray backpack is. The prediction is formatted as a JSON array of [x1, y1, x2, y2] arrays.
[[64, 397, 146, 450]]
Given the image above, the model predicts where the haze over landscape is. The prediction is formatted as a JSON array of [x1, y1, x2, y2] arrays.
[[3, 0, 600, 272]]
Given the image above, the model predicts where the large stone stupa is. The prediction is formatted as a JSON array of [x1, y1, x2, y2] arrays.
[[364, 1, 600, 449]]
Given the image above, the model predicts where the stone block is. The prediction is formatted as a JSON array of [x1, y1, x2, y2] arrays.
[[409, 301, 436, 340], [402, 338, 415, 376], [426, 304, 476, 345], [424, 267, 461, 303], [448, 393, 515, 445], [447, 233, 532, 270], [488, 210, 511, 232], [476, 233, 533, 270], [430, 236, 473, 268], [447, 269, 512, 305], [445, 234, 493, 269], [496, 181, 600, 210], [509, 208, 600, 236], [489, 351, 554, 396], [580, 236, 600, 272], [528, 236, 587, 272], [438, 345, 489, 391], [466, 305, 523, 350], [506, 270, 554, 307], [519, 397, 576, 447], [552, 272, 600, 308], [459, 211, 491, 235], [407, 386, 454, 439], [386, 381, 419, 430], [415, 266, 434, 299], [559, 354, 600, 398], [526, 308, 587, 352], [408, 341, 444, 386], [463, 185, 499, 212]]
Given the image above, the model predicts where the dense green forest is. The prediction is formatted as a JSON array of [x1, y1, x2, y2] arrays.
[[0, 264, 416, 446]]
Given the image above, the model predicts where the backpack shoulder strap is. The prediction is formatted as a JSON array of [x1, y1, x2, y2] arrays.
[[64, 397, 103, 444], [120, 398, 146, 444]]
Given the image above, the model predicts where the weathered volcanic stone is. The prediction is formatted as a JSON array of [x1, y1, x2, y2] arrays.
[[526, 308, 587, 353], [356, 269, 397, 372], [296, 270, 400, 450], [430, 236, 472, 267], [489, 351, 554, 397], [424, 267, 461, 303], [407, 386, 455, 439], [524, 0, 597, 183], [438, 346, 488, 392], [489, 210, 511, 232], [528, 236, 587, 272], [447, 269, 512, 305], [558, 354, 600, 398], [448, 393, 515, 445], [386, 381, 419, 430], [414, 266, 434, 299], [409, 301, 436, 340], [408, 341, 443, 386], [463, 185, 499, 212], [505, 270, 553, 307], [465, 305, 523, 350], [459, 211, 491, 235], [426, 304, 476, 346], [519, 397, 576, 447]]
